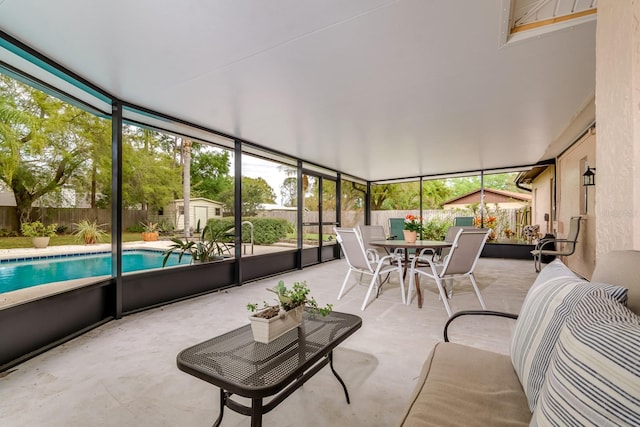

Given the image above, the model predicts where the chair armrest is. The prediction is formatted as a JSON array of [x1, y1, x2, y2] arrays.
[[365, 248, 380, 263], [443, 310, 518, 342], [418, 248, 435, 257]]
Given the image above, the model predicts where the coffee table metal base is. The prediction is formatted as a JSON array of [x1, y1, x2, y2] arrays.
[[213, 351, 349, 427], [177, 310, 362, 427]]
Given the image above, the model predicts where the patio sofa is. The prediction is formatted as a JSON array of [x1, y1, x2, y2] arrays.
[[398, 250, 640, 426]]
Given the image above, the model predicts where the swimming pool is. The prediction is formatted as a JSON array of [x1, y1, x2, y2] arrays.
[[0, 250, 191, 293]]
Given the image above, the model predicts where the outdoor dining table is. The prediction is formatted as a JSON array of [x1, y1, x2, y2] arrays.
[[370, 239, 452, 309]]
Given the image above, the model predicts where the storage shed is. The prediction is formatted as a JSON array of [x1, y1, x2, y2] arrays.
[[161, 198, 224, 231]]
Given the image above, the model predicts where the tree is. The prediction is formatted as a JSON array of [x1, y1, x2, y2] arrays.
[[0, 75, 93, 224], [120, 125, 182, 210], [190, 144, 233, 201], [241, 177, 276, 216], [280, 177, 297, 207]]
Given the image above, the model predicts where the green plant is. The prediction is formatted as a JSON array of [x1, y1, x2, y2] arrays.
[[20, 221, 58, 237], [247, 280, 332, 319], [403, 214, 424, 233], [141, 221, 159, 233], [72, 220, 108, 244], [207, 217, 288, 245], [161, 224, 231, 266], [423, 218, 453, 240]]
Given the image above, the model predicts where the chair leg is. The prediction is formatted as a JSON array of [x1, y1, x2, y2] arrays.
[[434, 276, 453, 317], [397, 263, 406, 305], [469, 273, 487, 310], [361, 274, 378, 311], [533, 252, 541, 272], [338, 269, 354, 300], [407, 268, 415, 305]]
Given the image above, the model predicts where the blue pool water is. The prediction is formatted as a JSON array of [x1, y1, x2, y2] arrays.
[[0, 250, 191, 293]]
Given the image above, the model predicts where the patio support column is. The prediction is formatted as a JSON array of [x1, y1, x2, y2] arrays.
[[365, 181, 371, 225], [111, 100, 123, 318], [595, 0, 640, 254], [296, 160, 303, 269], [234, 139, 242, 284]]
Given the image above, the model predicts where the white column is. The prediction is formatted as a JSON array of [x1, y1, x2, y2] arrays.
[[595, 0, 640, 254]]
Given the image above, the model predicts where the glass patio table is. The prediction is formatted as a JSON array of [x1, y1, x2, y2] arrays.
[[370, 240, 452, 308], [176, 309, 362, 427]]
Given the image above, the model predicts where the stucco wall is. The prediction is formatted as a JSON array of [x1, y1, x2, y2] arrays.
[[557, 130, 596, 277], [531, 166, 555, 235], [595, 0, 640, 255]]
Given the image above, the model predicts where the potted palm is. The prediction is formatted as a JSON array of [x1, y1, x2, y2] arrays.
[[141, 221, 159, 241], [247, 280, 332, 343], [21, 221, 58, 248], [73, 220, 108, 244], [161, 223, 231, 266]]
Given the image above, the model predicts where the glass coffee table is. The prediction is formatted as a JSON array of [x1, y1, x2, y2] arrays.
[[177, 310, 362, 427]]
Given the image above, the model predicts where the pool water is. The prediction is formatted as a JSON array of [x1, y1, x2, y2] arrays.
[[0, 250, 191, 293]]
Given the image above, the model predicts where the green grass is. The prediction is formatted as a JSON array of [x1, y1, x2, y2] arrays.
[[0, 233, 145, 250]]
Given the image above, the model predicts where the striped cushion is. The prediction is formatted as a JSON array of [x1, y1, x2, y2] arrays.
[[531, 290, 640, 426], [510, 260, 628, 411]]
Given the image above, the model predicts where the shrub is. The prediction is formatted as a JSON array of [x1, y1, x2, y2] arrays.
[[206, 217, 290, 245], [423, 218, 453, 240]]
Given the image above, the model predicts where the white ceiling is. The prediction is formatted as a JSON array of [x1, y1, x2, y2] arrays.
[[0, 0, 596, 181]]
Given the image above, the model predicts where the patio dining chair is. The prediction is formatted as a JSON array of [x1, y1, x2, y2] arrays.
[[453, 216, 474, 227], [334, 227, 405, 311], [389, 217, 418, 261], [530, 216, 583, 272], [357, 224, 391, 262], [388, 217, 405, 240], [407, 228, 490, 317]]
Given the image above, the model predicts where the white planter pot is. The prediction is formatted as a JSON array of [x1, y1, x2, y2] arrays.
[[249, 305, 304, 344], [32, 236, 50, 248]]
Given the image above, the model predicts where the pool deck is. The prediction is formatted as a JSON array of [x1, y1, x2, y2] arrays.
[[0, 240, 305, 310], [0, 240, 174, 261]]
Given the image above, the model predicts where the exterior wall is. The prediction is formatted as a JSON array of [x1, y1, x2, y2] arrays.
[[595, 0, 640, 255], [444, 201, 526, 210], [531, 166, 555, 235], [162, 199, 224, 231], [557, 130, 596, 277]]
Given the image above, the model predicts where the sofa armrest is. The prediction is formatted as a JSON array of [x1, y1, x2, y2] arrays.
[[444, 310, 518, 342]]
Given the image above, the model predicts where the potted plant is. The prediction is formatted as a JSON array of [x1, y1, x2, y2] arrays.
[[72, 220, 108, 244], [20, 221, 58, 248], [161, 223, 232, 266], [247, 280, 332, 343], [141, 221, 159, 241], [403, 214, 424, 243]]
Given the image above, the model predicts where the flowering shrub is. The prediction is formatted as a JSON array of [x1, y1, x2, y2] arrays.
[[404, 214, 424, 233], [474, 215, 497, 240], [473, 215, 497, 229]]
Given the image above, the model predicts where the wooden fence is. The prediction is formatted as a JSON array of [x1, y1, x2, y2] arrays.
[[258, 208, 530, 239], [0, 207, 147, 233]]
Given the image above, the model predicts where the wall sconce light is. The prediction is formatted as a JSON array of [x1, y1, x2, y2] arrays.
[[583, 166, 596, 187]]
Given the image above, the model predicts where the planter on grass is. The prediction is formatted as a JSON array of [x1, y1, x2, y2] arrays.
[[32, 236, 50, 248]]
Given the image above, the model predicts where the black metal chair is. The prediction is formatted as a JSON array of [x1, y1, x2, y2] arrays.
[[530, 216, 583, 272]]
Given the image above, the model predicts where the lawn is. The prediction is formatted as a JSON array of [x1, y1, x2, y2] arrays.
[[0, 233, 145, 250]]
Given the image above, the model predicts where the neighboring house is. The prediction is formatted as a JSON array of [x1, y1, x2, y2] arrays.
[[257, 203, 297, 212], [442, 188, 532, 210], [515, 164, 555, 236], [160, 198, 225, 231], [0, 191, 16, 207]]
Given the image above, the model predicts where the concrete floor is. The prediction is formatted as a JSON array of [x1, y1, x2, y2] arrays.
[[0, 257, 537, 426]]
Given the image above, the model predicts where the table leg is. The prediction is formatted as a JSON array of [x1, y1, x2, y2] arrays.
[[213, 389, 226, 427], [404, 251, 423, 308], [328, 351, 351, 404], [415, 274, 423, 308], [250, 398, 264, 427]]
